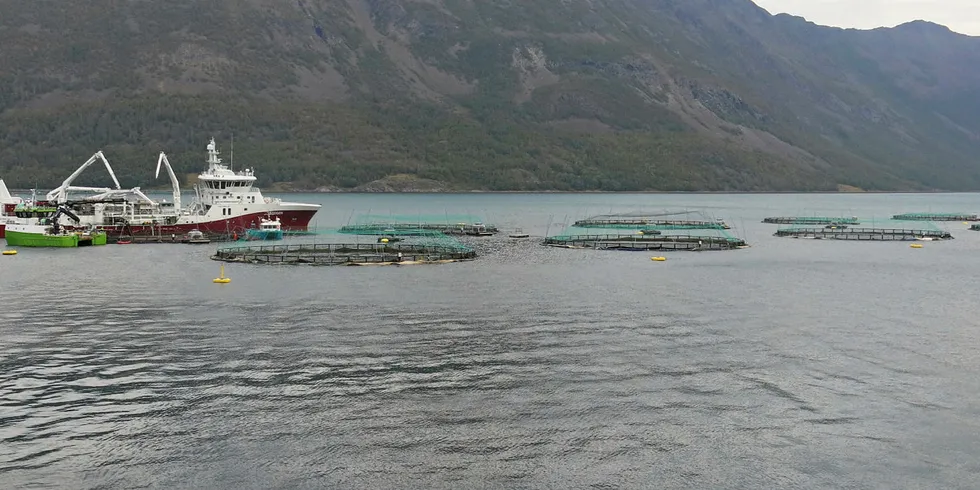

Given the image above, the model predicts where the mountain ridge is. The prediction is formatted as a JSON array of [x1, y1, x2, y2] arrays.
[[1, 0, 978, 191]]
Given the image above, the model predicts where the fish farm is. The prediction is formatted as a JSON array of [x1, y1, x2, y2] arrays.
[[571, 211, 730, 230], [211, 242, 476, 265], [547, 210, 747, 251], [774, 227, 953, 241], [891, 213, 978, 221], [763, 216, 860, 225], [338, 213, 498, 236], [544, 234, 747, 251]]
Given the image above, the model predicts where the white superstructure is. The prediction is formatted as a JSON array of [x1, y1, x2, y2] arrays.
[[42, 137, 321, 233]]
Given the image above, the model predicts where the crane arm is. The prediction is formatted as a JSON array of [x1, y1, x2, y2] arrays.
[[156, 152, 181, 211], [46, 151, 122, 203], [100, 152, 122, 190]]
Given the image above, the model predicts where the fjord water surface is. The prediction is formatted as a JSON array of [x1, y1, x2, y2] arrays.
[[2, 193, 980, 489]]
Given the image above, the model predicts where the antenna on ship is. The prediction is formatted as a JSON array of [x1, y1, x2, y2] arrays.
[[230, 133, 234, 172]]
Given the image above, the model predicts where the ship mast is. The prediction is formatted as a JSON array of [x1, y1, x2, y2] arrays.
[[206, 137, 221, 169]]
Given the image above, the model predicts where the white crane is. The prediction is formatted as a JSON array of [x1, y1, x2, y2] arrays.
[[81, 187, 157, 204], [155, 152, 181, 212], [46, 151, 121, 203]]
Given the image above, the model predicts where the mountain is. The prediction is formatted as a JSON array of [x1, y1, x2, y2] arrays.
[[1, 0, 978, 191]]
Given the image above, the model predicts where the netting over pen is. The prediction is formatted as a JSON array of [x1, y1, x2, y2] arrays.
[[776, 216, 948, 233], [774, 216, 955, 241], [298, 226, 471, 252], [337, 213, 499, 236], [891, 212, 978, 221], [547, 210, 748, 251], [570, 210, 731, 231]]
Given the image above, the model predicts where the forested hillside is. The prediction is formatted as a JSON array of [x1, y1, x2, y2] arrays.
[[1, 0, 978, 191]]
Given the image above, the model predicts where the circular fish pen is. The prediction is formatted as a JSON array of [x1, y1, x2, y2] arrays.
[[774, 227, 953, 241], [547, 210, 747, 252], [211, 243, 477, 266], [337, 213, 498, 236], [544, 234, 747, 251], [763, 216, 860, 225], [891, 213, 978, 222], [572, 211, 731, 230]]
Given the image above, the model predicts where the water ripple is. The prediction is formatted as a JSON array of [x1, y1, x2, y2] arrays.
[[3, 224, 980, 488]]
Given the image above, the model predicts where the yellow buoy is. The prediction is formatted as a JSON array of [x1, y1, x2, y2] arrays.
[[381, 238, 389, 243], [651, 256, 666, 261], [2, 250, 16, 255], [213, 264, 231, 283], [910, 243, 923, 249]]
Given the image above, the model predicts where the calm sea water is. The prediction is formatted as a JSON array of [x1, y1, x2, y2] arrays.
[[2, 192, 980, 489]]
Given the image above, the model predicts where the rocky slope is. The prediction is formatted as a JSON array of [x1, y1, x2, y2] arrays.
[[0, 0, 978, 191]]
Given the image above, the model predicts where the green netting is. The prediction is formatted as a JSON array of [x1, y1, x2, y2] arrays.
[[552, 210, 744, 244], [346, 213, 492, 226], [572, 221, 730, 230], [297, 227, 473, 251], [891, 213, 977, 221], [550, 225, 744, 243], [763, 216, 860, 225], [570, 211, 730, 231], [336, 213, 498, 236], [777, 217, 945, 232], [294, 211, 492, 252]]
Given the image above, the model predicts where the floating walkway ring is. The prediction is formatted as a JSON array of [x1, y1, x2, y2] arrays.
[[211, 242, 476, 266]]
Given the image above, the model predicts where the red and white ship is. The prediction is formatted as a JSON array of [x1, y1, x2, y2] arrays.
[[0, 179, 26, 238], [1, 138, 320, 238]]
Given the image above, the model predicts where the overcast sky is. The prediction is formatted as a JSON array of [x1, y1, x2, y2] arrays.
[[753, 0, 980, 35]]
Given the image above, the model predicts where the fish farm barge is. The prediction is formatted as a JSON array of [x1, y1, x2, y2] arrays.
[[774, 227, 953, 241], [338, 222, 497, 236], [544, 234, 747, 251], [763, 216, 860, 225], [891, 213, 978, 221], [211, 243, 476, 265]]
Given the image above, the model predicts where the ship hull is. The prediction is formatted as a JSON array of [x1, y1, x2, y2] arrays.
[[84, 209, 316, 238], [5, 229, 108, 247]]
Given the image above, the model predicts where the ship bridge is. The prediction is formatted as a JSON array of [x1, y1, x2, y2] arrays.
[[194, 138, 272, 210], [198, 138, 257, 191]]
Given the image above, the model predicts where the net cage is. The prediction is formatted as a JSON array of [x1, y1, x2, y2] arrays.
[[290, 212, 501, 252], [775, 216, 948, 234], [550, 209, 746, 246], [569, 210, 731, 231], [337, 213, 498, 235], [890, 212, 978, 221]]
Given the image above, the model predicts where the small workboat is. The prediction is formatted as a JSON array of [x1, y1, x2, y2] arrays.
[[508, 228, 530, 239], [466, 222, 494, 236], [183, 229, 211, 244], [245, 217, 283, 241]]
